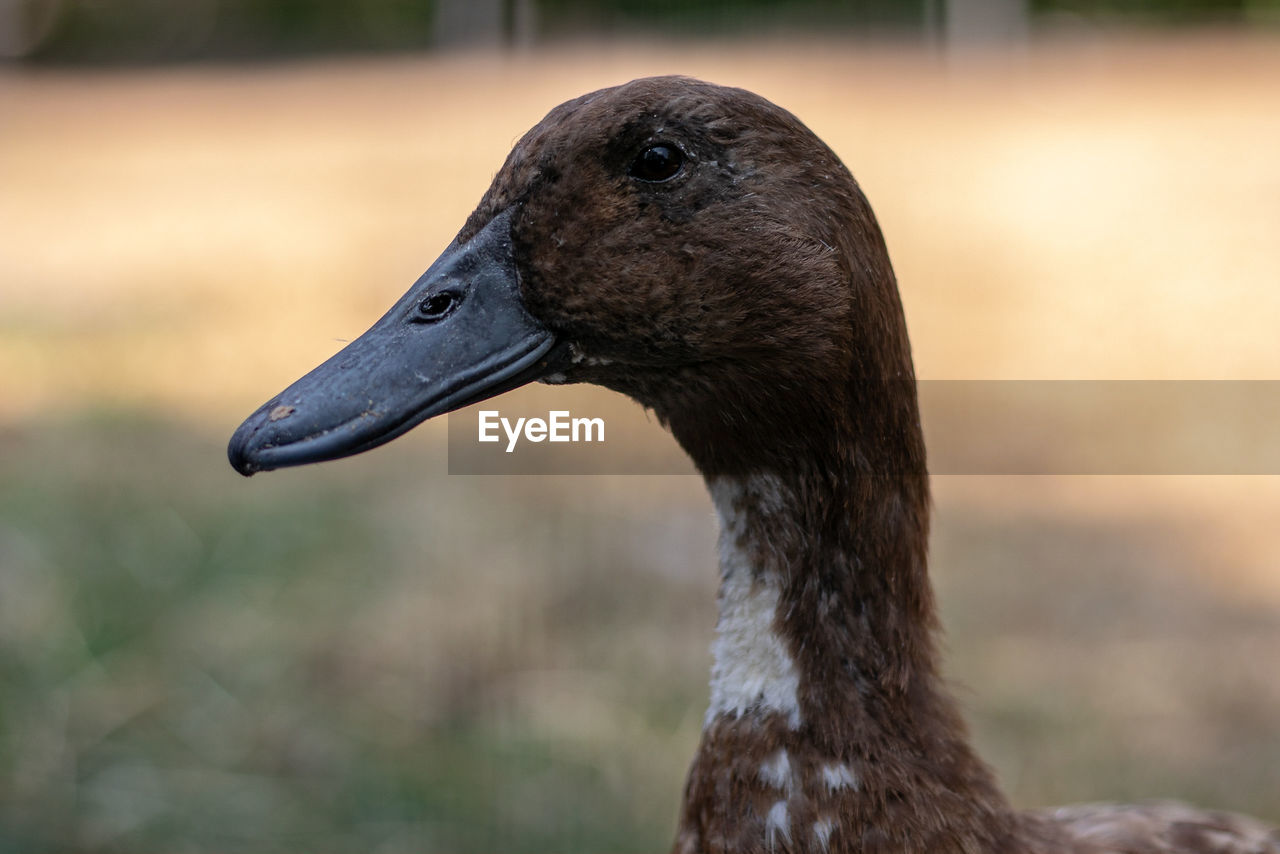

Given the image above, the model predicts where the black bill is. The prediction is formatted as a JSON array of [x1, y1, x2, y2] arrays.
[[227, 209, 566, 476]]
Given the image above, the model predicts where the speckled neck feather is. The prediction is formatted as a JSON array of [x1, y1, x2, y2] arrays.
[[672, 436, 1031, 854]]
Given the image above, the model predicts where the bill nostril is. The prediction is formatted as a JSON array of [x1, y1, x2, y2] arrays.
[[415, 290, 462, 323]]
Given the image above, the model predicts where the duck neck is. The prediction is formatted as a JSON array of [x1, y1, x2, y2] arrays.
[[673, 434, 1020, 853]]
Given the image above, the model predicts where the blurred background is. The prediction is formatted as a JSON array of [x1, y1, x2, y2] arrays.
[[2, 1, 1279, 852]]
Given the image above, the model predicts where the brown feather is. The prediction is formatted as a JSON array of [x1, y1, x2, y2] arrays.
[[1043, 802, 1280, 854]]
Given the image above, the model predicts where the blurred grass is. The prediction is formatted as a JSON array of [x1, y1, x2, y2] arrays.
[[1, 33, 1279, 853], [0, 414, 714, 852], [933, 491, 1280, 820], [2, 417, 1278, 852]]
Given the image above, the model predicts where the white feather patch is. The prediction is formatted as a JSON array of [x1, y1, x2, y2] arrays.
[[765, 800, 791, 849], [820, 762, 858, 793], [758, 748, 792, 790], [704, 477, 803, 729], [812, 817, 835, 850]]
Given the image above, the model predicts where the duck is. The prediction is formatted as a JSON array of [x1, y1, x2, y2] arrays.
[[227, 76, 1279, 854]]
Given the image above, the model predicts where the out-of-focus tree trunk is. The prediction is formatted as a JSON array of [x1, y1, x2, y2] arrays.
[[0, 0, 62, 58], [512, 0, 536, 49], [945, 0, 1029, 44], [434, 0, 505, 48]]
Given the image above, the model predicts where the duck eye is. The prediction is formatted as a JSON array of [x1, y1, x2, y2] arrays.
[[414, 290, 461, 323], [629, 144, 684, 182]]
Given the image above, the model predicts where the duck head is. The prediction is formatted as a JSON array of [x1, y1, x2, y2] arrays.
[[229, 76, 921, 478]]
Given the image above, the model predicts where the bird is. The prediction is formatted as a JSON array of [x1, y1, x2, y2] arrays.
[[228, 76, 1280, 854]]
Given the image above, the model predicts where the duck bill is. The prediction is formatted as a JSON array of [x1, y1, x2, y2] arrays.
[[228, 209, 564, 476]]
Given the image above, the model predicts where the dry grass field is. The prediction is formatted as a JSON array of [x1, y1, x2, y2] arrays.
[[1, 34, 1278, 852]]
